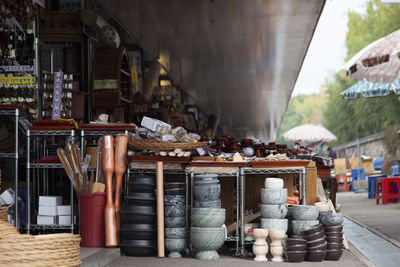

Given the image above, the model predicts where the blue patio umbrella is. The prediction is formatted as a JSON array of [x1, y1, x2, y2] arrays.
[[341, 79, 395, 99]]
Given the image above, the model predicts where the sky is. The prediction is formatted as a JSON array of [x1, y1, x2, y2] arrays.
[[291, 0, 368, 96]]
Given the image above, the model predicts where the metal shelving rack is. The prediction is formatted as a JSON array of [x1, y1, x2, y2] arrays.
[[0, 108, 20, 228], [26, 129, 76, 234]]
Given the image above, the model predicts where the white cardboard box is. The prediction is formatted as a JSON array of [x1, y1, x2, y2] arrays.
[[57, 205, 71, 216], [39, 196, 62, 206], [37, 215, 57, 225], [0, 188, 15, 205], [58, 215, 72, 226], [39, 206, 58, 216], [141, 116, 171, 132]]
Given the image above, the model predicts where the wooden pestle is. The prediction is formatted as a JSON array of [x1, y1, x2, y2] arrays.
[[114, 134, 128, 239], [103, 135, 117, 247]]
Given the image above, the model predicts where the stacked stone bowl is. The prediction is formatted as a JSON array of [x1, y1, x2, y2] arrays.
[[191, 174, 226, 260], [290, 205, 319, 236], [261, 178, 288, 233], [284, 237, 307, 262], [302, 224, 327, 262], [164, 183, 186, 258]]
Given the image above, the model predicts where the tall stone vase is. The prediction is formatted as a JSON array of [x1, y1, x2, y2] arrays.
[[252, 228, 269, 261]]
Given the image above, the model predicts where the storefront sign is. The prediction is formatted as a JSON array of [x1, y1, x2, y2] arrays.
[[52, 71, 63, 120], [130, 67, 138, 84], [93, 79, 118, 90], [0, 65, 34, 72], [0, 76, 36, 85]]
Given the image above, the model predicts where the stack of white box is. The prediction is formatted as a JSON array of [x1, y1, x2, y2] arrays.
[[37, 196, 72, 225]]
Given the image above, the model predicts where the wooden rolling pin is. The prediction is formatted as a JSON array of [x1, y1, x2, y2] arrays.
[[103, 135, 117, 247], [114, 134, 128, 239]]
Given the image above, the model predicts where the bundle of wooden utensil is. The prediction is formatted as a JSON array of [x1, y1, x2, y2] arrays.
[[57, 143, 105, 194]]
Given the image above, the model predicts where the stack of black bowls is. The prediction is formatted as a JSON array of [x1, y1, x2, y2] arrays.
[[302, 224, 327, 262], [284, 237, 307, 262], [120, 175, 157, 256], [324, 225, 344, 261]]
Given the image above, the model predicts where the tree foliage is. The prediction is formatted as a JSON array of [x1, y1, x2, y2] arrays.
[[322, 0, 400, 145]]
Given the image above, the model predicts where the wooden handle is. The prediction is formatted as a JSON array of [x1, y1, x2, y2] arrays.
[[102, 135, 117, 247], [156, 161, 165, 257], [114, 134, 128, 211]]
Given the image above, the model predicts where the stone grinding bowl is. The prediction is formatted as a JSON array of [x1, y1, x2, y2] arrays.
[[165, 238, 186, 258], [306, 237, 327, 248], [285, 237, 306, 246], [320, 213, 344, 226], [291, 220, 319, 236], [260, 218, 288, 232], [292, 205, 319, 220], [306, 250, 327, 262], [191, 208, 226, 228], [260, 204, 288, 219], [260, 188, 287, 205], [165, 205, 185, 217], [325, 236, 344, 244], [285, 244, 306, 251], [325, 249, 343, 261], [325, 232, 343, 239], [301, 224, 323, 236], [303, 230, 325, 242], [165, 228, 186, 239], [194, 199, 221, 208], [327, 242, 343, 250], [324, 225, 343, 233], [165, 216, 185, 228]]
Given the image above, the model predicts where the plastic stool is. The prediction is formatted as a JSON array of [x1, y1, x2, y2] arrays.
[[376, 177, 400, 205], [368, 175, 386, 198], [351, 168, 366, 191], [336, 175, 349, 192], [391, 165, 400, 176]]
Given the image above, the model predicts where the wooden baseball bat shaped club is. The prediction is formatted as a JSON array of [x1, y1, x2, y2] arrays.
[[114, 134, 128, 238], [102, 135, 117, 247]]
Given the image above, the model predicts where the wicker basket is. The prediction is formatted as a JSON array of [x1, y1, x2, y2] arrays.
[[0, 225, 81, 267], [129, 140, 208, 151]]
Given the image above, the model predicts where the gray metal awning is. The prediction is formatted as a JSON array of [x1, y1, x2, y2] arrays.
[[99, 0, 325, 140]]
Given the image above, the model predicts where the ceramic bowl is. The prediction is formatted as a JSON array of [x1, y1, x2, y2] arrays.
[[165, 238, 186, 258], [325, 232, 343, 238], [194, 199, 221, 208], [286, 238, 306, 246], [260, 188, 287, 205], [191, 208, 225, 228], [291, 220, 319, 236], [325, 249, 343, 261], [190, 227, 226, 260], [307, 250, 327, 262], [324, 225, 343, 232], [307, 242, 327, 251], [303, 230, 325, 242], [301, 224, 323, 236], [285, 244, 306, 251], [261, 218, 288, 232], [194, 183, 221, 201], [285, 251, 307, 262], [264, 178, 284, 189], [314, 201, 330, 212], [292, 205, 319, 220], [261, 204, 288, 219], [165, 205, 185, 217], [165, 217, 185, 228], [325, 237, 344, 244], [165, 228, 186, 239], [327, 242, 343, 250], [307, 237, 326, 248], [320, 213, 344, 226]]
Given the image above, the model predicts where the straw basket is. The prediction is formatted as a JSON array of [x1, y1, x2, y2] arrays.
[[0, 222, 81, 267], [129, 140, 208, 151]]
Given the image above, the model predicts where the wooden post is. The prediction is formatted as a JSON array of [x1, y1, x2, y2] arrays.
[[156, 161, 165, 257]]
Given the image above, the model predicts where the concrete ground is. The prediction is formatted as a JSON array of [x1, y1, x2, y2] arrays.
[[337, 191, 400, 243]]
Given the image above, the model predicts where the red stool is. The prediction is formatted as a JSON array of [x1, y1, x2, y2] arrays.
[[376, 177, 400, 205], [336, 175, 349, 192]]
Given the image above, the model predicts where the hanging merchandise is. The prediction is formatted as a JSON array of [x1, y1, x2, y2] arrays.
[[42, 73, 73, 119]]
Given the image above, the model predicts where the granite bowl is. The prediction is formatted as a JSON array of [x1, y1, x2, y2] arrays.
[[320, 213, 344, 226], [165, 238, 186, 258], [292, 205, 319, 220], [285, 251, 307, 262], [194, 199, 221, 208], [325, 249, 343, 261], [261, 218, 288, 232], [165, 205, 185, 217], [307, 250, 327, 262], [301, 224, 323, 236], [303, 230, 325, 242], [260, 204, 288, 219], [190, 227, 226, 260], [164, 195, 185, 206], [165, 216, 185, 228], [291, 220, 319, 236], [165, 228, 186, 239], [191, 208, 225, 228], [194, 183, 221, 201], [261, 188, 287, 205], [264, 178, 284, 189]]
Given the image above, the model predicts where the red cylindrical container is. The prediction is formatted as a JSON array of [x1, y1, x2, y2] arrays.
[[79, 193, 106, 247]]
